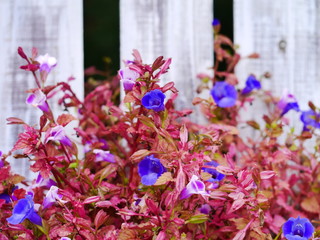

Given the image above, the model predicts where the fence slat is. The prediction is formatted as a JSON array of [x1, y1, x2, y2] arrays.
[[120, 0, 213, 122], [234, 0, 320, 126], [0, 0, 83, 178]]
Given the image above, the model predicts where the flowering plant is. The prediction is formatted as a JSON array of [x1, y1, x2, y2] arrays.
[[0, 23, 320, 240]]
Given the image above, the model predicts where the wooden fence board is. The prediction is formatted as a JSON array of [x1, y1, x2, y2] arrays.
[[120, 0, 214, 122], [0, 0, 83, 178]]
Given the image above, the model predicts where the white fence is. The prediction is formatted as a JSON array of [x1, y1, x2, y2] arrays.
[[1, 0, 319, 177], [0, 0, 83, 178]]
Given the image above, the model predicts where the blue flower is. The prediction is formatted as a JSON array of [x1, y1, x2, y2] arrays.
[[277, 91, 300, 116], [282, 216, 314, 240], [212, 19, 220, 26], [6, 195, 42, 226], [241, 75, 261, 95], [202, 161, 225, 183], [210, 81, 237, 108], [141, 89, 166, 112], [0, 193, 11, 203], [138, 155, 166, 185], [300, 110, 320, 131]]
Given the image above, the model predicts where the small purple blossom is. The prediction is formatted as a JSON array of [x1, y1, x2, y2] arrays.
[[0, 193, 11, 203], [212, 19, 220, 26], [60, 238, 71, 240], [141, 89, 166, 112], [34, 173, 57, 189], [202, 161, 225, 183], [138, 155, 166, 186], [277, 91, 300, 116], [211, 81, 237, 108], [26, 89, 49, 112], [36, 53, 57, 73], [45, 125, 72, 147], [180, 175, 210, 200], [119, 67, 140, 91], [282, 216, 314, 240], [241, 75, 261, 95], [43, 186, 66, 209], [300, 110, 320, 131], [6, 195, 42, 226], [93, 149, 116, 163], [199, 204, 211, 214]]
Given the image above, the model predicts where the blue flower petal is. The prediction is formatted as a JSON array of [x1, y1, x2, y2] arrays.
[[202, 161, 225, 182], [284, 235, 307, 240], [0, 193, 11, 203], [7, 198, 31, 224], [241, 75, 261, 95], [211, 82, 237, 108], [27, 211, 42, 226], [281, 102, 300, 116], [141, 173, 158, 186], [138, 155, 166, 185], [6, 195, 42, 226], [141, 89, 166, 112], [283, 217, 314, 240]]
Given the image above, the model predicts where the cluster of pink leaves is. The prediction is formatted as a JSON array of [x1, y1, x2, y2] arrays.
[[0, 42, 319, 240]]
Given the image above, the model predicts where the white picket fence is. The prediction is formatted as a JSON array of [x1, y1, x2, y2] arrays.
[[1, 0, 319, 178], [0, 0, 83, 178]]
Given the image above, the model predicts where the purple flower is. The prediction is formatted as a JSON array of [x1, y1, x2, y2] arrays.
[[138, 155, 166, 186], [241, 75, 261, 95], [202, 161, 225, 183], [300, 110, 320, 131], [93, 149, 116, 163], [277, 91, 300, 116], [282, 216, 314, 240], [34, 173, 57, 189], [26, 89, 49, 112], [119, 67, 140, 91], [60, 238, 71, 240], [141, 89, 166, 112], [211, 81, 237, 108], [199, 204, 211, 214], [43, 186, 66, 208], [0, 193, 11, 203], [36, 53, 57, 73], [180, 175, 210, 200], [6, 195, 42, 226], [45, 125, 72, 147], [212, 19, 220, 26]]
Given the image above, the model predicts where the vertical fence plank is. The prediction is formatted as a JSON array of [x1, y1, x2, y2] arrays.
[[234, 0, 320, 131], [0, 0, 83, 178], [120, 0, 214, 122]]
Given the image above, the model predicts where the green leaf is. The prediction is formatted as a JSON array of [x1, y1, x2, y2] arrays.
[[69, 162, 78, 168], [186, 214, 208, 224]]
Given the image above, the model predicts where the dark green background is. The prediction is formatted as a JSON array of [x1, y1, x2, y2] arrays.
[[84, 0, 233, 74]]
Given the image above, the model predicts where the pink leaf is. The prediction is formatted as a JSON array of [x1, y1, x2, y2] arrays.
[[228, 198, 246, 214], [216, 165, 235, 175], [83, 196, 100, 204], [232, 219, 254, 240], [260, 171, 276, 180], [179, 124, 188, 144]]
